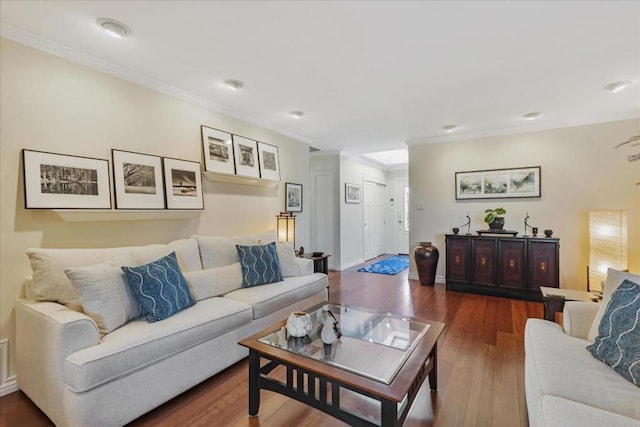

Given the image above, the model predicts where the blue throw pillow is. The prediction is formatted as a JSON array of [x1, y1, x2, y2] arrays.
[[122, 252, 195, 323], [587, 279, 640, 387], [236, 242, 283, 288]]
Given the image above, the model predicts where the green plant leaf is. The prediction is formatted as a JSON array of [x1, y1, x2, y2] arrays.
[[484, 212, 496, 223]]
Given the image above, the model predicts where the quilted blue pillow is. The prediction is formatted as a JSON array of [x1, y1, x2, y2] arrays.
[[236, 242, 283, 288], [122, 252, 195, 323], [587, 279, 640, 386]]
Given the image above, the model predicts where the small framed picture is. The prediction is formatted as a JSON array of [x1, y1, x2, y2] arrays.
[[22, 149, 111, 209], [257, 142, 281, 181], [285, 182, 303, 212], [201, 126, 235, 175], [233, 135, 260, 178], [345, 183, 361, 204], [162, 157, 204, 210], [112, 149, 165, 209]]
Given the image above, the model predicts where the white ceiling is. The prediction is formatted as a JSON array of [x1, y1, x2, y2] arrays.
[[1, 1, 639, 156]]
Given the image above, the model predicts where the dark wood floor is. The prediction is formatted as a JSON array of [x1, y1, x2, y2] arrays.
[[0, 256, 542, 427]]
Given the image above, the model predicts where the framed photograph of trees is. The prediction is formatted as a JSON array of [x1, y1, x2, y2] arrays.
[[112, 149, 165, 209], [23, 149, 111, 209]]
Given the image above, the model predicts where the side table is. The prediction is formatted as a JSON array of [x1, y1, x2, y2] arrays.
[[303, 254, 330, 274], [540, 286, 598, 322]]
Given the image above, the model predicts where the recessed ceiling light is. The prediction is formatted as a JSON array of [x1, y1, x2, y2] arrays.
[[223, 79, 244, 91], [523, 112, 541, 120], [603, 80, 632, 93], [442, 125, 457, 133], [289, 111, 304, 119], [96, 18, 130, 39]]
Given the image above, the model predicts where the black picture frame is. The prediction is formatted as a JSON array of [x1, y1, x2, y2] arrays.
[[285, 182, 303, 212]]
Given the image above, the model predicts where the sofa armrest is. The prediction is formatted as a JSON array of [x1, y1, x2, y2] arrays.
[[15, 299, 100, 425], [295, 257, 314, 276], [562, 301, 600, 340]]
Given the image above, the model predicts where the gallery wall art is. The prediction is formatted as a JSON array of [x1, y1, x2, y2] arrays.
[[112, 149, 165, 209], [455, 166, 541, 200], [23, 149, 111, 209]]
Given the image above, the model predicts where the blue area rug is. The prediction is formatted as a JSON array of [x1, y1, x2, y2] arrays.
[[358, 255, 409, 275]]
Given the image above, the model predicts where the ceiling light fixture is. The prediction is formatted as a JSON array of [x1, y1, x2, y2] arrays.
[[442, 125, 457, 133], [289, 111, 304, 119], [603, 81, 632, 93], [223, 79, 244, 91], [523, 112, 541, 121], [96, 19, 130, 39]]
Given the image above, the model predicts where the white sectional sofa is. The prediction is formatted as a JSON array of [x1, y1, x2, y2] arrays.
[[524, 269, 640, 427], [15, 231, 328, 427]]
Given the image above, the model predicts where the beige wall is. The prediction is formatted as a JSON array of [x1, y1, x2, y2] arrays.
[[409, 119, 640, 289], [0, 38, 311, 380]]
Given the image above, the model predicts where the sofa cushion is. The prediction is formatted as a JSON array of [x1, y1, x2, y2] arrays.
[[276, 241, 300, 277], [26, 246, 133, 310], [64, 297, 252, 392], [540, 395, 640, 427], [195, 235, 238, 269], [122, 252, 196, 323], [525, 318, 640, 420], [131, 238, 202, 272], [65, 254, 141, 334], [587, 279, 640, 386], [588, 269, 640, 341], [183, 263, 243, 300], [236, 242, 283, 288], [224, 273, 328, 319]]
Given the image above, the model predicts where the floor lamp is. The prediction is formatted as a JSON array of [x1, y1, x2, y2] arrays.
[[588, 210, 627, 293]]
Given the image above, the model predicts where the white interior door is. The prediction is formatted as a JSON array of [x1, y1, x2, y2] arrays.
[[364, 181, 386, 260], [396, 179, 409, 254], [312, 170, 335, 268]]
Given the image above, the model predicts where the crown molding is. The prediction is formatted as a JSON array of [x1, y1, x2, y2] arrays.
[[0, 23, 312, 145], [406, 111, 640, 146]]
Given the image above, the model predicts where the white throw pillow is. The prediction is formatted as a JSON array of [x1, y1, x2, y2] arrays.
[[64, 254, 141, 334], [27, 246, 133, 310], [182, 263, 243, 300], [587, 268, 640, 341], [131, 238, 202, 272], [275, 241, 300, 277]]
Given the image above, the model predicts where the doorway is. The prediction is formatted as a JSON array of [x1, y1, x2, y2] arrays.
[[363, 180, 386, 260], [395, 178, 409, 254]]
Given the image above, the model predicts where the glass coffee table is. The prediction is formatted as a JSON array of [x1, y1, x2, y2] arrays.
[[238, 303, 445, 426]]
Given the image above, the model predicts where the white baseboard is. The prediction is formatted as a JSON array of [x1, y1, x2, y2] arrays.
[[335, 258, 365, 271], [408, 273, 446, 284], [0, 339, 18, 396]]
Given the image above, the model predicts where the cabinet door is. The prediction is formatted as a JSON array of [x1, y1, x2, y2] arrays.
[[498, 239, 527, 289], [471, 238, 497, 286], [529, 240, 559, 290], [446, 237, 469, 282]]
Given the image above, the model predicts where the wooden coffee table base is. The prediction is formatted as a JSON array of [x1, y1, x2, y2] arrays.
[[247, 343, 438, 427]]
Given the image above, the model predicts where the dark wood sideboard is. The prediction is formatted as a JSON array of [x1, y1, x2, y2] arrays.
[[445, 234, 559, 301]]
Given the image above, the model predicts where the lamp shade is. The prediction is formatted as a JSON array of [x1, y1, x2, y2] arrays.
[[589, 210, 627, 292], [276, 212, 295, 246]]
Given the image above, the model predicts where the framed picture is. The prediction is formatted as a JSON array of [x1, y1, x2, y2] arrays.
[[257, 142, 281, 181], [232, 135, 260, 178], [345, 183, 361, 204], [201, 126, 235, 175], [22, 149, 111, 209], [455, 166, 541, 200], [112, 149, 165, 209], [162, 157, 204, 210], [285, 182, 303, 212]]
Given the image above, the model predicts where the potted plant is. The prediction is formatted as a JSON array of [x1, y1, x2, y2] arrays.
[[484, 207, 506, 230]]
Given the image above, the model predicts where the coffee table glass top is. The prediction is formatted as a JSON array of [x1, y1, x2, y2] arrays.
[[257, 304, 431, 384]]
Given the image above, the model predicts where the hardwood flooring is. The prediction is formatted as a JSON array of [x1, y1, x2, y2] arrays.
[[0, 256, 542, 427]]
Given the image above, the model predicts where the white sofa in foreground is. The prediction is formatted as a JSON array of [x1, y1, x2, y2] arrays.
[[15, 231, 328, 427], [524, 269, 640, 427]]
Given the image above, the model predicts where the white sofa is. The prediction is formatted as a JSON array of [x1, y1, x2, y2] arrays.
[[15, 231, 328, 427], [524, 269, 640, 427]]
